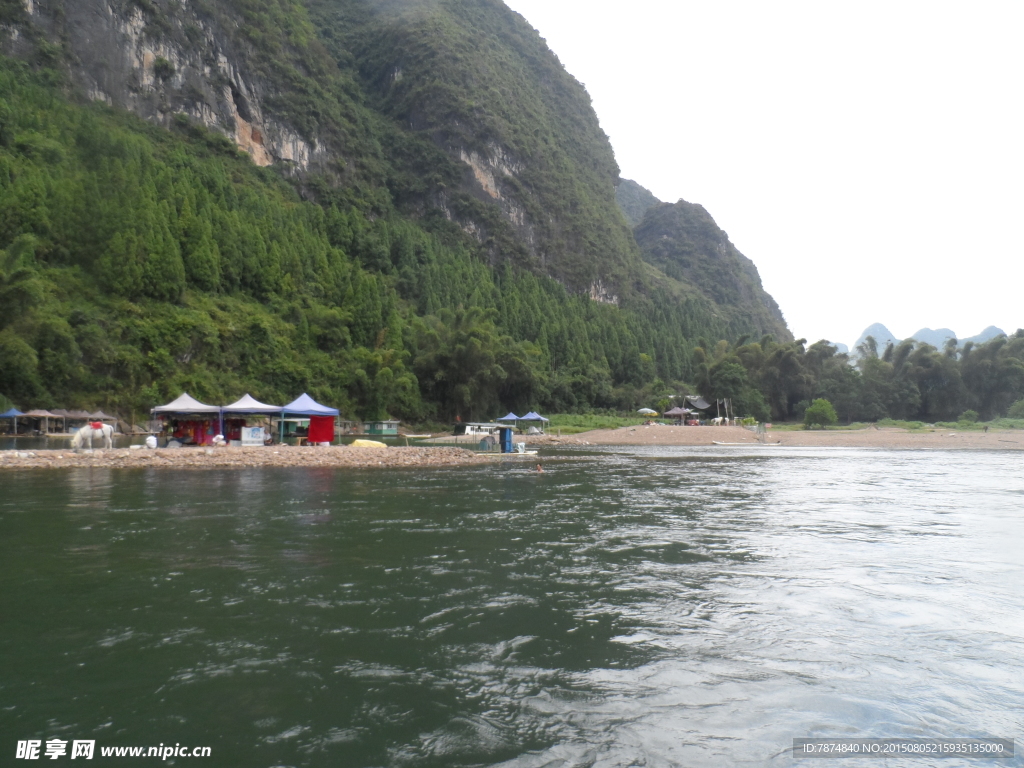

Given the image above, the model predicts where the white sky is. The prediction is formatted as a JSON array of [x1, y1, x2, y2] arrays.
[[502, 0, 1024, 348]]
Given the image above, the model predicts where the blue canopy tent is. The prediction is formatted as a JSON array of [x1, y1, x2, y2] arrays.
[[496, 412, 520, 430], [520, 411, 549, 434], [280, 394, 340, 443], [1, 407, 25, 435]]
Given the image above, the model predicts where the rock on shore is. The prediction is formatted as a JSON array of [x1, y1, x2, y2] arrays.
[[0, 445, 494, 470]]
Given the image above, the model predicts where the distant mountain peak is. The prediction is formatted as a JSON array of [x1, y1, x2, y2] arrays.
[[853, 323, 899, 356], [910, 327, 957, 349], [963, 326, 1006, 344], [851, 323, 1008, 355]]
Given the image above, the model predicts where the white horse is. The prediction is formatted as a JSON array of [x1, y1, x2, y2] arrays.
[[71, 423, 114, 450]]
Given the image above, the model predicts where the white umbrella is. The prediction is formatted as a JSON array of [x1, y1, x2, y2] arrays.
[[637, 408, 658, 415]]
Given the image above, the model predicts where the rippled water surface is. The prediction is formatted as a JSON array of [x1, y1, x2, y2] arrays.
[[1, 448, 1022, 766]]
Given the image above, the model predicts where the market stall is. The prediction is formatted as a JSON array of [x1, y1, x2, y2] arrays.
[[663, 406, 695, 425], [24, 409, 58, 435], [151, 393, 222, 446], [281, 393, 339, 446], [66, 410, 93, 432], [49, 409, 70, 433], [221, 394, 282, 446], [1, 407, 24, 435], [520, 411, 549, 434]]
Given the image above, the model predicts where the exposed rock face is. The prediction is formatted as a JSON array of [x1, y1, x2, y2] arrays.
[[454, 143, 536, 246], [588, 280, 619, 306], [6, 0, 322, 171]]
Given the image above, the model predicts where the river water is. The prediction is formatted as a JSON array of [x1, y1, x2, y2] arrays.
[[1, 447, 1022, 766]]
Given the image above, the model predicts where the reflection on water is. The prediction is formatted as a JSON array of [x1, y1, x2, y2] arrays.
[[1, 449, 1022, 767]]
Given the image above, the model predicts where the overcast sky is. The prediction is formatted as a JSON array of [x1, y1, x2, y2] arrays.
[[502, 0, 1024, 348]]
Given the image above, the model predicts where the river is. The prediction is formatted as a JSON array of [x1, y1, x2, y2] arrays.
[[1, 447, 1022, 766]]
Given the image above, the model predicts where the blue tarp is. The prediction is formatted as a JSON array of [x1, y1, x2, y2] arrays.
[[282, 393, 340, 417], [496, 412, 520, 421], [0, 408, 25, 418], [521, 411, 549, 422]]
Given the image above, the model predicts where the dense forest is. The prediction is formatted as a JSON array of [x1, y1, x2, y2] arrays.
[[690, 332, 1024, 424]]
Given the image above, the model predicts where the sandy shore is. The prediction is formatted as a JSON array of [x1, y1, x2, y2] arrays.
[[0, 445, 496, 470], [529, 425, 1024, 450]]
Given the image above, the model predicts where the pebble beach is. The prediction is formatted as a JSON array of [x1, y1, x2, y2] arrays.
[[3, 424, 1022, 471], [0, 445, 496, 470]]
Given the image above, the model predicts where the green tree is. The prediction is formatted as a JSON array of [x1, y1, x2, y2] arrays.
[[0, 328, 42, 402], [804, 398, 838, 429], [413, 306, 527, 420], [0, 235, 45, 328]]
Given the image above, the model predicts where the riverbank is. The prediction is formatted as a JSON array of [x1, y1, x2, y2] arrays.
[[527, 424, 1024, 450], [0, 445, 495, 470]]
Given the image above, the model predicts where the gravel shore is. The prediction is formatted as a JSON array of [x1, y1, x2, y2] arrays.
[[0, 445, 495, 470], [5, 426, 1020, 470], [528, 424, 1024, 450]]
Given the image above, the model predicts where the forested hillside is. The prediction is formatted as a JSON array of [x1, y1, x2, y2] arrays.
[[614, 179, 661, 228], [633, 199, 789, 342], [0, 56, 723, 421], [0, 0, 792, 421]]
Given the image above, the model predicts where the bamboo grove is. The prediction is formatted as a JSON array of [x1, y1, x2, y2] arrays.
[[691, 333, 1024, 424]]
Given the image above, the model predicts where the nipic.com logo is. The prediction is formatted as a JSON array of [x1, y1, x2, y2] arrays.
[[16, 741, 94, 760], [15, 740, 212, 760]]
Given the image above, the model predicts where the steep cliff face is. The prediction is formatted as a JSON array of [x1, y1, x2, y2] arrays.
[[634, 200, 791, 341], [308, 0, 642, 295], [4, 0, 644, 297], [3, 0, 335, 171]]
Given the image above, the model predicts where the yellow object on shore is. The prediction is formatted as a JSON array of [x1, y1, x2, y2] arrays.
[[351, 439, 387, 449]]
